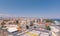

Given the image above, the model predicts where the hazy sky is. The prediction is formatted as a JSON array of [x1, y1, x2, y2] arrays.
[[0, 0, 60, 18]]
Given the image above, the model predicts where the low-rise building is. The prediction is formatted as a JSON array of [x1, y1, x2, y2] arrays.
[[4, 24, 22, 33], [50, 25, 60, 36]]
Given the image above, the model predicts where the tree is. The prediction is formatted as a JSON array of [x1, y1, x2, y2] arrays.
[[46, 25, 51, 30], [1, 21, 6, 28], [45, 19, 54, 30], [45, 19, 54, 23], [15, 20, 19, 24], [1, 21, 5, 25]]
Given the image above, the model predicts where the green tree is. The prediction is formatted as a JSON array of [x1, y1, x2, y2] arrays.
[[1, 22, 5, 25], [46, 26, 51, 30], [15, 20, 19, 24], [1, 21, 6, 28], [45, 19, 54, 30], [45, 19, 54, 23]]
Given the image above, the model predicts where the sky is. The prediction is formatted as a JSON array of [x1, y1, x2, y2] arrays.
[[0, 0, 60, 18]]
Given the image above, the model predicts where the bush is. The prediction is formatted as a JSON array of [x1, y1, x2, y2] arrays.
[[46, 26, 51, 30], [45, 19, 54, 23]]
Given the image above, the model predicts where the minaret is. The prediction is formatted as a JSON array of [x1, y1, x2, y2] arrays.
[[40, 18, 43, 22], [40, 18, 43, 24]]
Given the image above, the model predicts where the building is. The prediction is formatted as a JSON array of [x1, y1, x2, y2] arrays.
[[50, 25, 60, 36], [4, 24, 22, 32]]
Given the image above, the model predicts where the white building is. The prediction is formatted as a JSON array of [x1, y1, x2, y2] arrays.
[[50, 25, 60, 36], [4, 24, 20, 32]]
